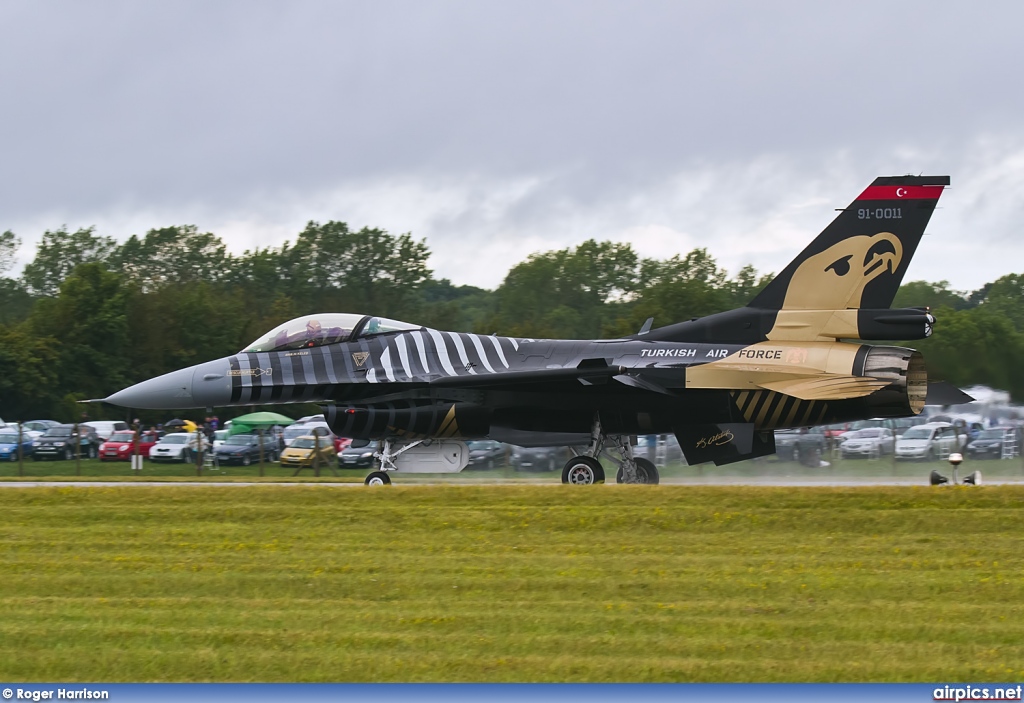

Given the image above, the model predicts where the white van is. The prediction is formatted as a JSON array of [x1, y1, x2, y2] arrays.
[[86, 420, 129, 440], [894, 422, 962, 461]]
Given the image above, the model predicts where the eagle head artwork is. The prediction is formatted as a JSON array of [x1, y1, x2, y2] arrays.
[[781, 232, 903, 310]]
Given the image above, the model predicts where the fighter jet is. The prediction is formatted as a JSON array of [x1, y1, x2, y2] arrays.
[[102, 175, 960, 485]]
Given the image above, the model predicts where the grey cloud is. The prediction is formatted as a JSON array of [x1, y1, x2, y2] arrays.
[[2, 1, 1023, 289]]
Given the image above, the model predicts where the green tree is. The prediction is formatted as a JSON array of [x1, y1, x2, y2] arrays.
[[27, 263, 133, 402], [891, 280, 973, 311], [110, 225, 229, 290], [0, 278, 33, 326], [284, 222, 432, 315], [602, 249, 734, 337], [0, 323, 61, 419], [0, 230, 20, 275], [415, 279, 496, 332], [21, 226, 117, 296], [912, 306, 1024, 401], [490, 240, 639, 338], [976, 273, 1024, 332]]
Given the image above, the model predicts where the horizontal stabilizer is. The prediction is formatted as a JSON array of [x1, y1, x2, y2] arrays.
[[757, 374, 890, 400], [926, 381, 975, 406]]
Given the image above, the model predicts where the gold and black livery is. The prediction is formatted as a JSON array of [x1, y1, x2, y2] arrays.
[[100, 175, 964, 484]]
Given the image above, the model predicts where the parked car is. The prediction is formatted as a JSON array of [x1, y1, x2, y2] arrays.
[[86, 420, 129, 440], [281, 435, 337, 470], [338, 443, 377, 468], [149, 432, 208, 463], [15, 420, 61, 440], [466, 440, 508, 469], [215, 433, 280, 465], [99, 430, 158, 461], [637, 434, 685, 466], [212, 429, 230, 451], [966, 426, 1023, 460], [510, 445, 565, 471], [838, 428, 895, 459], [0, 430, 34, 461], [892, 416, 930, 436], [823, 422, 852, 443], [282, 423, 332, 447], [31, 424, 102, 460], [774, 427, 827, 465], [894, 422, 960, 461]]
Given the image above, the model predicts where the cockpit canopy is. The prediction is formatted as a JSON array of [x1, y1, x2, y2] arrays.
[[240, 313, 421, 353]]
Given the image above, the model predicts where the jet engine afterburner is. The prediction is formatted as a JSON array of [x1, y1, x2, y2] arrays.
[[856, 345, 928, 418]]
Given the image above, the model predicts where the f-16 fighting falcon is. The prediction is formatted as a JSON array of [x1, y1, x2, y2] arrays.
[[102, 175, 963, 485]]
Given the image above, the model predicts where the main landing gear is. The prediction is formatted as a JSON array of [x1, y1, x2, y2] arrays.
[[563, 415, 660, 485]]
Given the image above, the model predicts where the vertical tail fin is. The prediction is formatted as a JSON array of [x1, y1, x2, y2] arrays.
[[749, 175, 949, 311]]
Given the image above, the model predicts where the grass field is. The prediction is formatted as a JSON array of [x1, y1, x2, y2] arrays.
[[1, 485, 1023, 682]]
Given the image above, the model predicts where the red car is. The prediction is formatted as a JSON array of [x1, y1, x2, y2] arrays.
[[99, 431, 158, 461]]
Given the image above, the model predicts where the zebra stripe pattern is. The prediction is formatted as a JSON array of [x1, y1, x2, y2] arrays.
[[229, 330, 520, 403]]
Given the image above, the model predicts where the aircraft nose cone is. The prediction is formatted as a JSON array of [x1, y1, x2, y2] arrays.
[[104, 358, 236, 410], [104, 366, 199, 410], [191, 359, 234, 408]]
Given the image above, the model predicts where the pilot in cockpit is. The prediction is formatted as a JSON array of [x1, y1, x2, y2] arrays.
[[305, 319, 324, 347]]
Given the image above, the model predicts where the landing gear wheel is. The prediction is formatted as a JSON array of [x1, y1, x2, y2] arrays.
[[616, 457, 660, 484], [365, 471, 391, 486], [562, 456, 605, 485]]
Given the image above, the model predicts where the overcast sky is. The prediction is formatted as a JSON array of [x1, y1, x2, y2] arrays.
[[2, 0, 1022, 292]]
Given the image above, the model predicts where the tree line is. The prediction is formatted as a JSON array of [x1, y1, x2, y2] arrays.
[[1, 223, 1022, 422]]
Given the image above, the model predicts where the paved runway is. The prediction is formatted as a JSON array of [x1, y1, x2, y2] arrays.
[[2, 477, 1023, 487]]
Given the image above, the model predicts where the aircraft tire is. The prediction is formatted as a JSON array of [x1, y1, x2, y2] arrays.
[[562, 456, 605, 485], [616, 458, 660, 484], [365, 471, 391, 486]]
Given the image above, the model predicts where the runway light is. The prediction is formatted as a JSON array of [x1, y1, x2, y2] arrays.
[[963, 470, 983, 486], [929, 470, 949, 486]]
